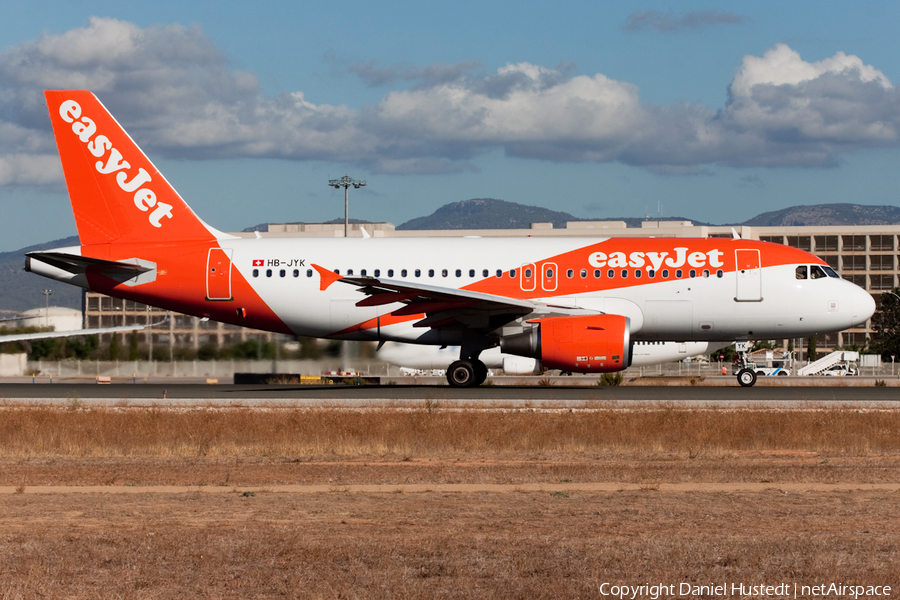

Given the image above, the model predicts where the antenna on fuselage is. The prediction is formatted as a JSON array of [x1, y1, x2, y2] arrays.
[[731, 228, 742, 240]]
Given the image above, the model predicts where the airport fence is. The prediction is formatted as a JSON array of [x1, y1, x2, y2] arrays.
[[20, 358, 900, 380], [27, 358, 347, 379]]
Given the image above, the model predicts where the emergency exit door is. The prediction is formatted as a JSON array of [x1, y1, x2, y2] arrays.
[[206, 248, 233, 300], [541, 262, 558, 292]]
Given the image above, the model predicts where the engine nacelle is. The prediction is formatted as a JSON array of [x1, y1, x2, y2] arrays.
[[500, 314, 632, 373]]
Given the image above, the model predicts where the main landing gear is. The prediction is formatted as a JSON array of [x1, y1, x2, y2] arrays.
[[446, 359, 489, 388]]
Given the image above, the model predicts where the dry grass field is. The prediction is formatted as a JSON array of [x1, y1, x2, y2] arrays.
[[1, 403, 898, 598]]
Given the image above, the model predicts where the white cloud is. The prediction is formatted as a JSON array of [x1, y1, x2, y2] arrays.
[[730, 43, 891, 96], [715, 44, 900, 166], [0, 18, 899, 185], [374, 63, 641, 144], [0, 154, 62, 187]]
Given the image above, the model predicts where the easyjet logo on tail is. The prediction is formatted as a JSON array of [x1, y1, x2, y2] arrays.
[[58, 100, 173, 229]]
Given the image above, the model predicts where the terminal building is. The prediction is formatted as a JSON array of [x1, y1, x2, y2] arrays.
[[83, 219, 895, 355]]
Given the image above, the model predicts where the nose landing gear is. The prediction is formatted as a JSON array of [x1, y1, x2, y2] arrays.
[[736, 368, 757, 387]]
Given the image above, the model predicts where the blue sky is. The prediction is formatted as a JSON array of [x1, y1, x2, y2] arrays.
[[1, 1, 900, 250]]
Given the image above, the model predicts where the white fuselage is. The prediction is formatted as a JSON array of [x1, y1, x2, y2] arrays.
[[216, 236, 874, 344]]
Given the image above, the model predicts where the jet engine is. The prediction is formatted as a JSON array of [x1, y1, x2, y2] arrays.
[[500, 314, 632, 373]]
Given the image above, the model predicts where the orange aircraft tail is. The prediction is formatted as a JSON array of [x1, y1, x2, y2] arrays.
[[44, 90, 221, 246]]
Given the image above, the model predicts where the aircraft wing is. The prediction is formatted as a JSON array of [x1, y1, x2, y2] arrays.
[[313, 264, 587, 333]]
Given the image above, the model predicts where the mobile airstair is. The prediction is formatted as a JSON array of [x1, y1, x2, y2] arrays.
[[796, 351, 860, 376]]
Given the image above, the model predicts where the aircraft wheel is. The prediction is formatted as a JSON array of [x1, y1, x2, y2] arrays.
[[472, 360, 488, 386], [447, 360, 476, 387], [737, 368, 757, 387]]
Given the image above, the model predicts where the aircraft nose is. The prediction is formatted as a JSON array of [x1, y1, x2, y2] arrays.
[[849, 288, 876, 328]]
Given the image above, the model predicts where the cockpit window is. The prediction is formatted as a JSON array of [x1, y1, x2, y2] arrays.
[[795, 266, 807, 280], [823, 266, 840, 278], [810, 265, 827, 279]]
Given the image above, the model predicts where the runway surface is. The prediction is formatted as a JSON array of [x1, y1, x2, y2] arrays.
[[0, 382, 897, 407]]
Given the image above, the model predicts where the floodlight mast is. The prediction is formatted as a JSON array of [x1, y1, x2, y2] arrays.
[[328, 175, 367, 237], [42, 289, 51, 327]]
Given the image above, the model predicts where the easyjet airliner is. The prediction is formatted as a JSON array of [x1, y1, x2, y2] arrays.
[[26, 91, 875, 387]]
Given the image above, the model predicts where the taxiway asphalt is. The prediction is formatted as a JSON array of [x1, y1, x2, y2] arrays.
[[0, 381, 897, 407]]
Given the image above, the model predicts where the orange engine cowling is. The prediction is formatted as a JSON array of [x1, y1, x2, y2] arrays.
[[500, 314, 632, 373]]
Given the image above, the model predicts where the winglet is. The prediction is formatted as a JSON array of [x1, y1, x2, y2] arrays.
[[312, 264, 343, 291]]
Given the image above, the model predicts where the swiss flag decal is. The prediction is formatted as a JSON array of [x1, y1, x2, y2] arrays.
[[253, 259, 264, 267]]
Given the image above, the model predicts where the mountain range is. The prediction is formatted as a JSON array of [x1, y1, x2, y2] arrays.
[[9, 200, 900, 312], [740, 204, 900, 227], [0, 236, 82, 314]]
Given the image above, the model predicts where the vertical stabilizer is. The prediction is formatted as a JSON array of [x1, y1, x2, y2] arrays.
[[44, 90, 222, 245]]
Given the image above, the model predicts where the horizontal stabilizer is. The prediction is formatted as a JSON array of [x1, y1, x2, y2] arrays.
[[26, 251, 152, 276]]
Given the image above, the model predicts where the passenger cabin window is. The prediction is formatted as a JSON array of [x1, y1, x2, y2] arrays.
[[374, 269, 380, 277], [567, 269, 574, 278], [347, 269, 354, 276], [279, 269, 285, 277], [496, 270, 502, 278], [293, 269, 299, 277], [580, 269, 587, 278], [428, 269, 435, 277], [266, 269, 272, 277], [594, 269, 601, 278], [607, 269, 614, 278], [415, 269, 421, 278], [442, 269, 448, 277], [252, 269, 259, 278], [810, 265, 827, 279], [675, 269, 683, 278], [456, 269, 462, 277], [469, 269, 475, 277], [360, 269, 367, 276], [796, 266, 808, 280], [307, 269, 313, 277], [524, 268, 532, 278], [546, 268, 554, 278], [635, 270, 642, 279], [662, 269, 669, 278], [648, 269, 655, 278], [483, 269, 489, 277], [509, 269, 516, 278]]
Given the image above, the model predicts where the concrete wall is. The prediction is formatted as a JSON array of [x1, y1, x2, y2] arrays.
[[0, 353, 26, 376]]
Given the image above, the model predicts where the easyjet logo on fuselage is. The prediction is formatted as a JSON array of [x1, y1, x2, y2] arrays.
[[588, 248, 725, 271], [58, 100, 173, 229]]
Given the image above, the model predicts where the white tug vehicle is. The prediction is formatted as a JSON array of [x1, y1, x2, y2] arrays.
[[733, 341, 862, 386]]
